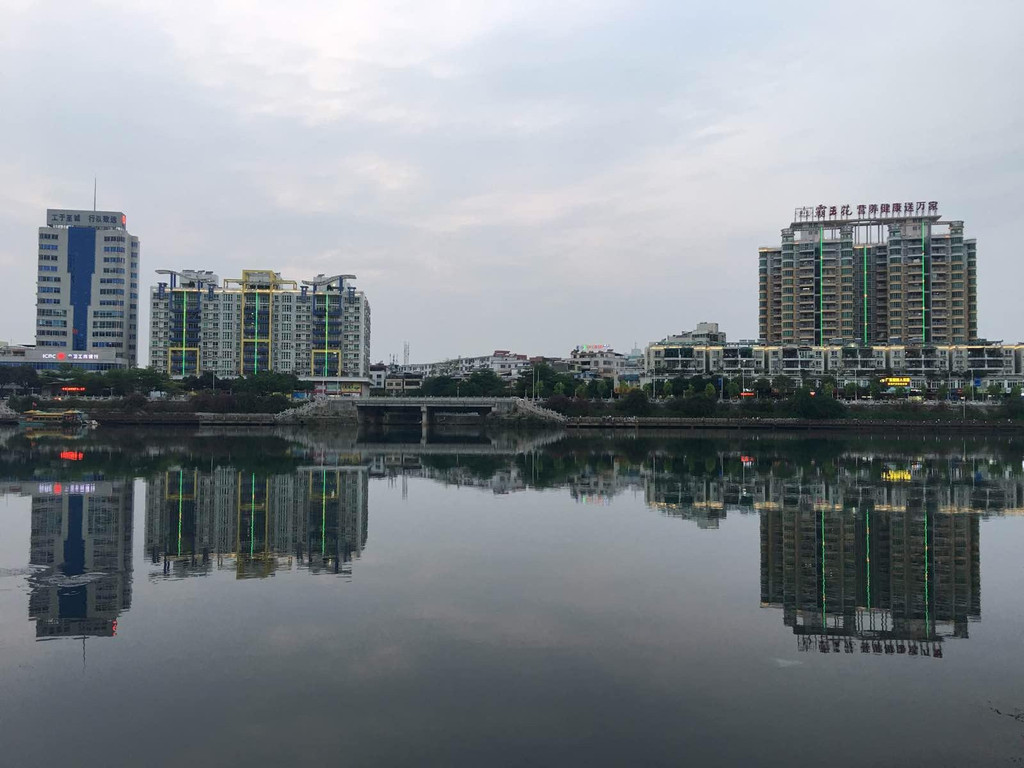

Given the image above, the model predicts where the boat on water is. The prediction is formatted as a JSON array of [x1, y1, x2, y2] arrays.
[[18, 410, 95, 429]]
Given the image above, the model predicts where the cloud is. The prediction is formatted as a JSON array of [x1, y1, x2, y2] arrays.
[[0, 0, 1021, 360]]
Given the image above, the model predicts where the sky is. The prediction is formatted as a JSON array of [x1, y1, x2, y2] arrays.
[[1, 0, 1021, 364]]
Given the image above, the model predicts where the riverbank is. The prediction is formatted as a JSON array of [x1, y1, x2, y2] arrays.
[[558, 415, 1024, 433], [4, 410, 1021, 434]]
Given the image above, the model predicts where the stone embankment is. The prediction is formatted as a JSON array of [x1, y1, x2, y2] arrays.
[[274, 397, 358, 424], [561, 415, 1024, 432], [506, 398, 566, 424]]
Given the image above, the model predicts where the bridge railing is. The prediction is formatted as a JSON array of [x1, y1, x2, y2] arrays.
[[357, 396, 515, 406]]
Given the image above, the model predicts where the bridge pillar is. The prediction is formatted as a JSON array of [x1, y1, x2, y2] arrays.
[[356, 406, 381, 431], [421, 405, 433, 443]]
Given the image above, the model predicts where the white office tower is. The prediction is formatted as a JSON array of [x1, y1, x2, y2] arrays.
[[36, 209, 139, 369]]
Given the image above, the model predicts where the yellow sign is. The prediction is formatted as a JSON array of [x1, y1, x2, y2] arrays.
[[881, 377, 911, 388], [882, 469, 912, 483]]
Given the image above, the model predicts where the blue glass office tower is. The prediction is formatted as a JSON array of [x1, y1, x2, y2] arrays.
[[36, 209, 139, 368]]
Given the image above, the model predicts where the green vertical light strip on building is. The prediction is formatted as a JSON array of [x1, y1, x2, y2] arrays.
[[250, 473, 256, 557], [921, 227, 927, 343], [818, 227, 824, 345], [254, 293, 259, 375], [862, 248, 869, 345], [321, 471, 327, 556], [181, 291, 187, 377], [177, 470, 183, 557]]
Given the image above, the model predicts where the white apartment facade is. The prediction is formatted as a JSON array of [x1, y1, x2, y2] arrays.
[[396, 350, 530, 382], [645, 339, 1024, 391]]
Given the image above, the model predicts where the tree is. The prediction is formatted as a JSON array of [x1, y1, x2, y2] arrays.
[[771, 375, 796, 397], [587, 379, 608, 399], [822, 382, 835, 399], [575, 384, 588, 399], [615, 389, 652, 416], [704, 383, 717, 399], [783, 387, 847, 419], [842, 382, 857, 399], [986, 382, 1004, 399], [666, 394, 716, 417], [419, 375, 458, 397], [462, 369, 508, 397], [937, 383, 950, 401], [726, 381, 741, 399], [752, 377, 772, 398], [662, 381, 673, 399]]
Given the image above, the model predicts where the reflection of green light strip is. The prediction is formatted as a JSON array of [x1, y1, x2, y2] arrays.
[[865, 509, 871, 608], [177, 470, 183, 556], [250, 473, 255, 557], [321, 471, 327, 556], [924, 512, 930, 638], [821, 509, 826, 629]]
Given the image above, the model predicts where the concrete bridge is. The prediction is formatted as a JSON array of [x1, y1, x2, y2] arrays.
[[354, 396, 518, 437]]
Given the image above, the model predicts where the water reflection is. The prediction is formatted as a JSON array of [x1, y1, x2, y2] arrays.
[[0, 479, 133, 639], [1, 428, 1022, 652], [145, 465, 368, 579], [760, 508, 979, 658]]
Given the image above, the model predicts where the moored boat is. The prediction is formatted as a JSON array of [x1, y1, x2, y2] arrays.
[[18, 409, 92, 429]]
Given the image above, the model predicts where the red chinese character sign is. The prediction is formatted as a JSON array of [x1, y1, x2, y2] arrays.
[[793, 201, 939, 223]]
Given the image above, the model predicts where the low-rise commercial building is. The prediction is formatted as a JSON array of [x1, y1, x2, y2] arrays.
[[394, 350, 529, 382], [0, 342, 128, 372], [645, 340, 1024, 391]]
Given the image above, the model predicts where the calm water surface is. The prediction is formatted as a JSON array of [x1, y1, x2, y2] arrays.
[[1, 427, 1023, 767]]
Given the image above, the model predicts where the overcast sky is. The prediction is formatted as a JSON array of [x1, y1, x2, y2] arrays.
[[1, 0, 1021, 364]]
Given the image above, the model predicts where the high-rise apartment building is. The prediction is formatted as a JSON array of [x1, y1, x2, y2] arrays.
[[759, 202, 977, 346], [35, 209, 140, 368], [149, 269, 371, 379]]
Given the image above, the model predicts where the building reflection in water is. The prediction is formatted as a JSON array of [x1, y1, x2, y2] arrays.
[[760, 504, 980, 659], [145, 465, 368, 579], [0, 480, 134, 640]]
